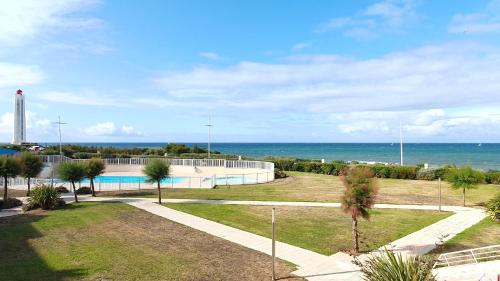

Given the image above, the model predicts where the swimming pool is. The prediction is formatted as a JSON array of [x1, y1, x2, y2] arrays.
[[81, 175, 188, 184]]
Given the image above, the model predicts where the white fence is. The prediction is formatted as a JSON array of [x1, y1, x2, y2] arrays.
[[433, 244, 500, 268], [42, 156, 274, 171], [3, 172, 274, 191]]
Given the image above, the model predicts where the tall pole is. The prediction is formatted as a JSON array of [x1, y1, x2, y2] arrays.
[[52, 116, 67, 159], [205, 116, 212, 158], [400, 120, 404, 166], [271, 207, 276, 281], [438, 177, 442, 212]]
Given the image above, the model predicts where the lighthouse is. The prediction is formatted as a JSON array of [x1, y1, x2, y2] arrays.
[[12, 89, 26, 145]]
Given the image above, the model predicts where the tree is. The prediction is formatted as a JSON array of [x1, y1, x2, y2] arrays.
[[20, 153, 43, 196], [445, 166, 484, 206], [57, 162, 86, 203], [359, 248, 435, 281], [0, 156, 22, 201], [143, 159, 170, 204], [340, 166, 379, 253], [85, 158, 105, 197]]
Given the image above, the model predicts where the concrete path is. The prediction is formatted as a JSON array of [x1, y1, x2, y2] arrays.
[[3, 195, 488, 281]]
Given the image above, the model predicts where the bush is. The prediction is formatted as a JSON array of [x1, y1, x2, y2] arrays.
[[303, 162, 323, 173], [416, 167, 450, 181], [485, 171, 500, 184], [24, 184, 65, 211], [369, 165, 418, 180], [0, 197, 23, 209], [274, 169, 287, 179], [486, 193, 500, 221], [359, 249, 435, 281], [76, 186, 92, 195], [321, 161, 348, 176], [54, 186, 69, 193]]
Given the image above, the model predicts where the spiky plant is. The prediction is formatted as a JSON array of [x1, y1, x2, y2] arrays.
[[360, 249, 436, 281]]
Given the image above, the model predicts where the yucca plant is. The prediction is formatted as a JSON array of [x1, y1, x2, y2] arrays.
[[360, 249, 435, 281], [25, 184, 64, 210]]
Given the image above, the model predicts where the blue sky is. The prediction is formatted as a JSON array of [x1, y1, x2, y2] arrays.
[[1, 0, 500, 143]]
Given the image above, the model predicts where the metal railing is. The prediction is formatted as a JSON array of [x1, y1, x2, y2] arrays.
[[41, 156, 275, 171], [433, 245, 500, 268]]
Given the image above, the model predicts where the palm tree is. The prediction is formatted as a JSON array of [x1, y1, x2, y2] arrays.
[[57, 162, 86, 203], [445, 166, 484, 206], [20, 153, 43, 196], [143, 159, 170, 204], [0, 156, 22, 201], [85, 158, 105, 197], [340, 166, 379, 253]]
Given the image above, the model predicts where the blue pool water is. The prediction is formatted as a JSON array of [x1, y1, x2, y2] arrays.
[[81, 175, 188, 184]]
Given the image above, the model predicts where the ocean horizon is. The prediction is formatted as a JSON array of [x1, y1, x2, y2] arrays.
[[39, 142, 500, 171]]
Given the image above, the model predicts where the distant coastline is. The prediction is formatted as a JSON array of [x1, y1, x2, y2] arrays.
[[32, 142, 500, 170]]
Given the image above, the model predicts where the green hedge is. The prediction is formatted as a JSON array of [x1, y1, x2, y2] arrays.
[[485, 171, 500, 184]]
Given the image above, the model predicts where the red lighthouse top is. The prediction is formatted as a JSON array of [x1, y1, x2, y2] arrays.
[[16, 89, 23, 95]]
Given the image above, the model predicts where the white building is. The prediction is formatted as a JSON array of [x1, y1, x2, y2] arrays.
[[12, 89, 26, 145]]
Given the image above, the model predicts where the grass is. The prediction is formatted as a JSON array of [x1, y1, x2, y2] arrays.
[[434, 218, 500, 253], [165, 203, 451, 255], [99, 172, 499, 206], [0, 202, 302, 281]]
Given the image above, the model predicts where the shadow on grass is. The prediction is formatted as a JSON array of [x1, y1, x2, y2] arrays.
[[0, 211, 87, 281]]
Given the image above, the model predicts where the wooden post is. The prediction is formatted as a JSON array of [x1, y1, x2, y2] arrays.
[[438, 177, 442, 212], [272, 207, 276, 281]]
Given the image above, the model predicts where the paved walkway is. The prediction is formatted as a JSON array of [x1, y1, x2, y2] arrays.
[[3, 195, 487, 280]]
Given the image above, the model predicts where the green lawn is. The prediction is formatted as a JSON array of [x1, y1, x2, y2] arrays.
[[435, 218, 500, 253], [99, 172, 499, 206], [0, 202, 302, 281], [165, 203, 451, 255]]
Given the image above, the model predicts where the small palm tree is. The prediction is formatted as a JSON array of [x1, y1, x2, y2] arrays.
[[445, 166, 484, 206], [20, 153, 43, 196], [143, 159, 170, 204], [359, 248, 435, 281], [340, 166, 379, 253], [85, 158, 105, 197], [57, 162, 86, 203], [0, 156, 22, 201]]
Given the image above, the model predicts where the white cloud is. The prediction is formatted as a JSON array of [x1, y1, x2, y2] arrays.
[[83, 122, 143, 137], [199, 52, 221, 60], [449, 1, 500, 34], [317, 0, 419, 39], [292, 42, 312, 51], [0, 0, 102, 45], [38, 91, 124, 107], [0, 62, 44, 89], [153, 42, 500, 115], [0, 111, 52, 141]]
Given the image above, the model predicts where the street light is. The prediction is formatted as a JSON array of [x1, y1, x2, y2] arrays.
[[52, 116, 67, 158], [204, 116, 213, 158]]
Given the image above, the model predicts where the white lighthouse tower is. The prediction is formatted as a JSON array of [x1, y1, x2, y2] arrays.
[[12, 89, 26, 145]]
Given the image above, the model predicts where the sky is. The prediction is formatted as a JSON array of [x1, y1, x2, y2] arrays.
[[1, 0, 500, 143]]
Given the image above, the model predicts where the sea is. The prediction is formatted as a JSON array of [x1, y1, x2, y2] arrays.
[[44, 143, 500, 171]]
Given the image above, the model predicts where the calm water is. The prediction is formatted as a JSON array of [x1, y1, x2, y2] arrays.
[[48, 143, 500, 170]]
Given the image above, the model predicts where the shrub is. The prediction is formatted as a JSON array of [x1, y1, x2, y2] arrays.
[[54, 186, 69, 193], [359, 249, 435, 281], [0, 197, 23, 209], [416, 167, 450, 181], [273, 158, 295, 171], [274, 169, 287, 179], [303, 162, 323, 173], [76, 186, 92, 195], [24, 184, 65, 211], [485, 171, 500, 184], [486, 193, 500, 221]]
